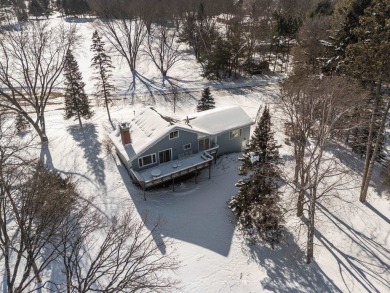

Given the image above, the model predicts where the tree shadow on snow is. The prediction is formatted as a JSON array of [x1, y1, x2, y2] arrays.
[[316, 203, 390, 292], [326, 142, 386, 197], [39, 143, 103, 190], [363, 202, 390, 225], [246, 230, 342, 292], [165, 76, 201, 84], [115, 155, 236, 256], [63, 16, 96, 24], [125, 71, 198, 107], [67, 124, 106, 190], [45, 212, 97, 292]]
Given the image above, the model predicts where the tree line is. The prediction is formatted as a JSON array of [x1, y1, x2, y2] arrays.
[[228, 0, 389, 265]]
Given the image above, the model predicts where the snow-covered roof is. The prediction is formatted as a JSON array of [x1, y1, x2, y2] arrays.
[[110, 107, 172, 162], [111, 106, 254, 162], [186, 106, 254, 135]]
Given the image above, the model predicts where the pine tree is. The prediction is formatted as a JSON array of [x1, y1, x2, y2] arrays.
[[332, 0, 372, 66], [28, 0, 50, 18], [196, 87, 215, 112], [63, 50, 93, 127], [343, 0, 390, 202], [60, 0, 89, 16], [203, 36, 232, 79], [91, 30, 114, 124], [349, 96, 386, 161], [229, 106, 284, 247], [15, 112, 29, 133]]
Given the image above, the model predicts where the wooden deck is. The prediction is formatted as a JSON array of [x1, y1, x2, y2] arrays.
[[129, 146, 219, 199]]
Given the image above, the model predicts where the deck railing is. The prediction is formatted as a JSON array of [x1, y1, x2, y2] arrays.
[[131, 145, 219, 194]]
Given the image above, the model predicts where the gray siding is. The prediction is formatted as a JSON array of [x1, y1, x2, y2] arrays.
[[132, 128, 199, 171], [216, 126, 250, 155]]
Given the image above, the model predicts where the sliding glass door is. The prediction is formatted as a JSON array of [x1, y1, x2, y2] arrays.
[[198, 137, 210, 151], [159, 149, 172, 164]]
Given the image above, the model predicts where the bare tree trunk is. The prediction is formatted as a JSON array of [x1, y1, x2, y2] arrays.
[[295, 137, 306, 217], [273, 51, 278, 72], [105, 96, 112, 123], [306, 186, 316, 264], [31, 121, 48, 143], [100, 62, 112, 124], [360, 99, 390, 202], [360, 92, 380, 198]]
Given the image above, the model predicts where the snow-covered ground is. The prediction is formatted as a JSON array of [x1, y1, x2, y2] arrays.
[[7, 17, 390, 292]]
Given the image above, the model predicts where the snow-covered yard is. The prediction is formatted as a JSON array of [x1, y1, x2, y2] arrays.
[[37, 82, 390, 292], [3, 16, 390, 293]]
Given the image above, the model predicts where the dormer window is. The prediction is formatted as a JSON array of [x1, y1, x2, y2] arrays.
[[169, 130, 179, 139]]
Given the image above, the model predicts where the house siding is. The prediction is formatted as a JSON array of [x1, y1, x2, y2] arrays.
[[216, 126, 250, 155], [132, 128, 199, 171]]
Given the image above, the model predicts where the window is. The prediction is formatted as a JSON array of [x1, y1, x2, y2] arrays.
[[183, 143, 191, 150], [159, 149, 172, 164], [169, 130, 179, 139], [229, 129, 241, 140], [138, 154, 156, 168]]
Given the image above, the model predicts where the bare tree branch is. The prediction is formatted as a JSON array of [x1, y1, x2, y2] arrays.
[[0, 21, 76, 142]]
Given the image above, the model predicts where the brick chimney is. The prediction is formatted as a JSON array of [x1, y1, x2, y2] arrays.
[[119, 123, 131, 145]]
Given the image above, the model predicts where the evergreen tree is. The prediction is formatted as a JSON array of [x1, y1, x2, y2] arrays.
[[197, 87, 215, 112], [332, 0, 372, 66], [342, 0, 390, 201], [202, 36, 232, 79], [179, 3, 218, 63], [15, 112, 29, 133], [60, 0, 90, 16], [28, 0, 50, 18], [348, 96, 386, 162], [229, 106, 284, 247], [90, 30, 114, 124], [309, 0, 334, 17], [226, 20, 246, 78], [63, 50, 93, 127]]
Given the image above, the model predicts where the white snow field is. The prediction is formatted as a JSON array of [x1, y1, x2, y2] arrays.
[[5, 17, 390, 292]]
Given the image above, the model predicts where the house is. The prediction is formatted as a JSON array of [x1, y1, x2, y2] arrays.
[[110, 106, 254, 195]]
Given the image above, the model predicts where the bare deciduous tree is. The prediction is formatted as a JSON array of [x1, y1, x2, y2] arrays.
[[54, 208, 179, 293], [0, 21, 75, 143], [280, 75, 366, 263], [145, 24, 182, 86], [92, 0, 147, 92], [98, 17, 146, 76], [293, 15, 333, 73], [0, 115, 178, 291], [0, 118, 78, 292]]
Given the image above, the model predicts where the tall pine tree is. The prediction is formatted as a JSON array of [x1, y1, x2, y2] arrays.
[[197, 87, 215, 112], [28, 0, 50, 18], [343, 0, 390, 202], [63, 50, 93, 127], [91, 30, 114, 124], [60, 0, 89, 16], [229, 106, 284, 247]]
